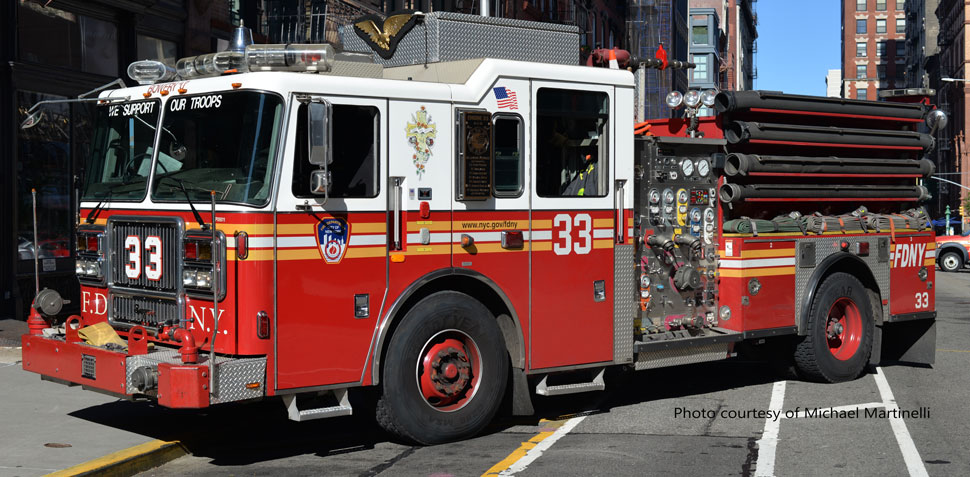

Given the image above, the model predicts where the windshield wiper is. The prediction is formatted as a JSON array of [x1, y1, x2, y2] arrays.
[[157, 176, 208, 230], [84, 178, 144, 223]]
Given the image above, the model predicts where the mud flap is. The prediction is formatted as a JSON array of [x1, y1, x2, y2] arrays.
[[511, 367, 534, 416], [873, 319, 936, 366]]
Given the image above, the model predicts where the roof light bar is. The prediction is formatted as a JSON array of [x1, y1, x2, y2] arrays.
[[127, 60, 176, 85], [245, 44, 335, 72]]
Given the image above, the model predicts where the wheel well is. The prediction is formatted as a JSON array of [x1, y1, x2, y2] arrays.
[[374, 272, 525, 386], [799, 255, 883, 334], [937, 244, 968, 262]]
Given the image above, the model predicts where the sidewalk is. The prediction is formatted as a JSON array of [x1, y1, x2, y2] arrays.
[[0, 321, 164, 477]]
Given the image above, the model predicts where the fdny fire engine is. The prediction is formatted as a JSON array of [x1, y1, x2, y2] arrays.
[[20, 13, 941, 444]]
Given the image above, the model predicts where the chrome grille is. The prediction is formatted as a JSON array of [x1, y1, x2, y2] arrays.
[[111, 294, 180, 327], [110, 220, 180, 292]]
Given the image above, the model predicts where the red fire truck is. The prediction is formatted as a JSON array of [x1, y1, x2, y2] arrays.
[[21, 13, 940, 444]]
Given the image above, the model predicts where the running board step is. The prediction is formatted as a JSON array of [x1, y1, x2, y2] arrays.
[[282, 389, 352, 422], [536, 369, 605, 396]]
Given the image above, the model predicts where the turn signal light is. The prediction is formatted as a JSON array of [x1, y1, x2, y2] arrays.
[[256, 311, 270, 339]]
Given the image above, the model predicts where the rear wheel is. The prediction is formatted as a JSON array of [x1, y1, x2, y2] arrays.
[[794, 273, 874, 383], [376, 291, 508, 445], [939, 251, 963, 272]]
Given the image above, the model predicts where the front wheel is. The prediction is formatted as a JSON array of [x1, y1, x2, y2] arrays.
[[376, 291, 508, 445], [794, 273, 874, 383], [939, 251, 963, 272]]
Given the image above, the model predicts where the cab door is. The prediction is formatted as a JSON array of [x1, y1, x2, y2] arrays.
[[529, 83, 615, 370], [275, 96, 388, 389]]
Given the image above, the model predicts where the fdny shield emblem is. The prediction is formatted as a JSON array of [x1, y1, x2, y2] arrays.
[[317, 218, 349, 264]]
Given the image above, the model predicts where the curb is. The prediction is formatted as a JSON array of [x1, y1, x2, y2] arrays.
[[46, 440, 187, 477]]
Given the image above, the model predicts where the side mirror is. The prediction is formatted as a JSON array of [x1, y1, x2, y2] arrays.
[[307, 100, 333, 200]]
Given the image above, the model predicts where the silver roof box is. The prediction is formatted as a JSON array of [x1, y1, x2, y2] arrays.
[[339, 12, 580, 67]]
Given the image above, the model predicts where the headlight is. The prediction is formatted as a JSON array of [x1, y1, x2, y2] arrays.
[[195, 270, 212, 288], [665, 91, 684, 109], [86, 261, 102, 277], [76, 262, 85, 275], [684, 90, 702, 108], [183, 269, 198, 287], [701, 89, 718, 107], [719, 306, 731, 321]]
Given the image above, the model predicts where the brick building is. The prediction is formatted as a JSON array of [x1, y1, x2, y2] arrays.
[[688, 0, 757, 91], [841, 0, 907, 100]]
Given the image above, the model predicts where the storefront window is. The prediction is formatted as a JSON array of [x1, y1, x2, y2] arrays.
[[17, 91, 74, 261], [17, 1, 117, 76], [137, 35, 179, 66]]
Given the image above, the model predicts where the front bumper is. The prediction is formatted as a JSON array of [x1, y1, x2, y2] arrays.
[[21, 331, 266, 408]]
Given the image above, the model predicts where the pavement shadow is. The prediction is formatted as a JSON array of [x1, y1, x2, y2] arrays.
[[69, 396, 392, 466]]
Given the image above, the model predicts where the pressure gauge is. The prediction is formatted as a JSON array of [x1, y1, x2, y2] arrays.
[[678, 189, 689, 204], [690, 208, 702, 223], [704, 207, 715, 223], [680, 158, 695, 177], [640, 275, 651, 288], [649, 189, 661, 204], [663, 188, 675, 204], [697, 159, 711, 177]]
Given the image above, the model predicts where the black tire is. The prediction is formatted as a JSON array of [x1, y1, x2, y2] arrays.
[[794, 273, 874, 383], [939, 251, 963, 272], [375, 291, 508, 445]]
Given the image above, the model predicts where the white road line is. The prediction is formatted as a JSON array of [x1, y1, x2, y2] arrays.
[[781, 402, 885, 419], [754, 380, 786, 477], [874, 367, 929, 477], [500, 415, 587, 476]]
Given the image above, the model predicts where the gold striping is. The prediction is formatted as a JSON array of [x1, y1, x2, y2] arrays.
[[532, 220, 552, 229], [593, 239, 613, 249], [352, 222, 387, 234], [408, 221, 451, 231], [346, 247, 387, 259], [453, 243, 529, 254], [593, 218, 614, 228], [719, 267, 796, 278], [278, 249, 322, 261]]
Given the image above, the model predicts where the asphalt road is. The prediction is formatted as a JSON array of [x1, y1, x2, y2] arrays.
[[13, 270, 960, 477]]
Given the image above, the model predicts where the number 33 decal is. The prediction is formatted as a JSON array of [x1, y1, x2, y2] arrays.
[[553, 213, 592, 256], [125, 235, 163, 281], [914, 292, 929, 309]]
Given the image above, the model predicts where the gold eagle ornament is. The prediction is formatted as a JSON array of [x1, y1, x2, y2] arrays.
[[352, 11, 418, 60]]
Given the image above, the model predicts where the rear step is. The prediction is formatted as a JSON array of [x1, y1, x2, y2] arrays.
[[536, 368, 605, 396], [282, 389, 352, 421]]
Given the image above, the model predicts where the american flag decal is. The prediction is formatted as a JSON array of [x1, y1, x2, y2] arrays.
[[493, 87, 518, 110]]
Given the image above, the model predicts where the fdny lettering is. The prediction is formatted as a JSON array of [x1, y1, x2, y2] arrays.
[[188, 305, 227, 331], [146, 81, 189, 95], [81, 291, 108, 316], [893, 243, 927, 268], [108, 102, 155, 117]]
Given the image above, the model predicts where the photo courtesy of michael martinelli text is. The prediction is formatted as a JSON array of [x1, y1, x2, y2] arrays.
[[674, 406, 932, 422]]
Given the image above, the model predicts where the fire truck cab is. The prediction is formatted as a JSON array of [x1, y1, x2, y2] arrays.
[[21, 12, 939, 445]]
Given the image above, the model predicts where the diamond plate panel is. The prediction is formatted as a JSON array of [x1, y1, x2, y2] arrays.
[[793, 236, 890, 331], [339, 12, 579, 68], [125, 348, 266, 404], [211, 358, 267, 404], [614, 245, 636, 364], [634, 343, 732, 370]]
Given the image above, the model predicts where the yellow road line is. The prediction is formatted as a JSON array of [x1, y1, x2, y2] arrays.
[[481, 419, 566, 476], [47, 439, 186, 477]]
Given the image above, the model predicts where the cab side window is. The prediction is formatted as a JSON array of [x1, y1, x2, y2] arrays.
[[535, 89, 609, 197], [493, 114, 524, 197], [293, 103, 380, 198]]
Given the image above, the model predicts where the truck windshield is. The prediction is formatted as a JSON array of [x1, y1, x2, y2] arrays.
[[82, 100, 161, 201], [151, 91, 284, 207]]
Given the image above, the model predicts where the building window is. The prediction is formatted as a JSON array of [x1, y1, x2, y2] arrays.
[[493, 115, 524, 197], [857, 42, 867, 57], [856, 64, 867, 79], [876, 19, 886, 33], [536, 88, 609, 197], [877, 41, 886, 57], [896, 41, 906, 56], [18, 2, 119, 76], [896, 18, 905, 33], [878, 64, 887, 78], [876, 0, 886, 10], [692, 25, 709, 44], [857, 89, 868, 100], [857, 19, 867, 34], [857, 0, 866, 11], [692, 54, 709, 81], [137, 35, 178, 66], [896, 0, 904, 9]]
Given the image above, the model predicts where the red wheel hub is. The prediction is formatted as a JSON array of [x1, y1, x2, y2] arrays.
[[825, 297, 862, 360], [417, 331, 482, 412]]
